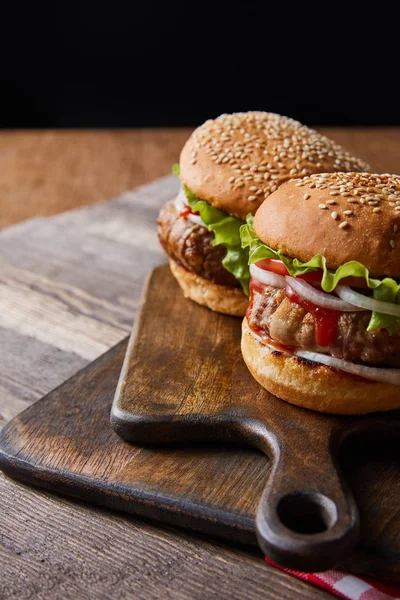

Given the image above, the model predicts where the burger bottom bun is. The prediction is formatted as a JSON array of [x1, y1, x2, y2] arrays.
[[169, 259, 248, 317], [241, 319, 400, 415]]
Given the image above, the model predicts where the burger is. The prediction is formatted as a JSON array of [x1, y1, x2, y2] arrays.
[[157, 112, 368, 316], [241, 172, 400, 414]]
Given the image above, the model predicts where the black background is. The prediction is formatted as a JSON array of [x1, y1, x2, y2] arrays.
[[2, 2, 399, 128]]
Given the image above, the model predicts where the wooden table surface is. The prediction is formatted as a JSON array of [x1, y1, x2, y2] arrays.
[[0, 128, 399, 600], [2, 127, 400, 230]]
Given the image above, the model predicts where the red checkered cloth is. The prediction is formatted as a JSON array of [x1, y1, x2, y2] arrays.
[[265, 558, 400, 599]]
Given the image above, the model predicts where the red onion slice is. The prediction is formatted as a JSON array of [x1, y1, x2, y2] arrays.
[[187, 213, 205, 226], [295, 349, 400, 385], [175, 189, 187, 211], [175, 190, 206, 227], [286, 277, 360, 312], [336, 285, 400, 317], [250, 264, 286, 288]]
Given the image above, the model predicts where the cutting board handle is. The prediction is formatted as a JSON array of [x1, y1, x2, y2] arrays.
[[253, 427, 359, 572]]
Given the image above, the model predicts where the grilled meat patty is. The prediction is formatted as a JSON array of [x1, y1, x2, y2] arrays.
[[247, 284, 400, 368], [157, 198, 239, 287]]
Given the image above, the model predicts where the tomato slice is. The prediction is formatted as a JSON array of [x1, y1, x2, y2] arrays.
[[179, 207, 200, 218], [255, 259, 370, 289], [256, 259, 290, 276]]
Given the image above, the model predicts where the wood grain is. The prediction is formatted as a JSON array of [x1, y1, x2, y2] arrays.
[[0, 129, 190, 229], [1, 267, 399, 584], [0, 339, 268, 544], [0, 472, 329, 600], [0, 175, 178, 429], [1, 127, 400, 230]]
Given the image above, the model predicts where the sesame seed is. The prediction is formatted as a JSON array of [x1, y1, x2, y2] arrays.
[[343, 210, 353, 216], [373, 207, 381, 213], [329, 191, 339, 196], [390, 239, 396, 248], [235, 182, 245, 188], [228, 176, 235, 183], [319, 204, 327, 209], [395, 206, 400, 211], [191, 112, 370, 194], [248, 195, 257, 201], [303, 193, 310, 199], [249, 186, 257, 191], [339, 221, 349, 229], [394, 225, 399, 233], [331, 211, 338, 220], [326, 199, 336, 205]]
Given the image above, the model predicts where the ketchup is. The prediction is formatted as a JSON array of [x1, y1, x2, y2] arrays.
[[179, 207, 200, 218], [246, 279, 294, 353], [285, 285, 340, 347]]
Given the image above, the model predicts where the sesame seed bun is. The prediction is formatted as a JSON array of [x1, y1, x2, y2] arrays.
[[169, 259, 248, 317], [241, 319, 400, 415], [180, 112, 369, 221], [254, 173, 400, 278]]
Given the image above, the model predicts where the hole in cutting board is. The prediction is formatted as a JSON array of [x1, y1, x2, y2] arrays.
[[277, 491, 337, 535]]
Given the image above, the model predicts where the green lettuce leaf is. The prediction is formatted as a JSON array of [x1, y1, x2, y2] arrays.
[[173, 163, 250, 295], [367, 280, 400, 335], [240, 215, 400, 334]]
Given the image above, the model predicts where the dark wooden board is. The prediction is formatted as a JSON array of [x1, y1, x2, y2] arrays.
[[0, 267, 399, 583], [112, 266, 400, 577]]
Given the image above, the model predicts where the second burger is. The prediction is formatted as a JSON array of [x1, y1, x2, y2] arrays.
[[157, 111, 369, 316]]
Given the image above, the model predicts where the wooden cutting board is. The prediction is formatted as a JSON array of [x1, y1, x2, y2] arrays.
[[1, 265, 399, 582]]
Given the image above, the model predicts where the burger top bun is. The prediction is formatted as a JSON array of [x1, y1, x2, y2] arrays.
[[254, 172, 400, 278], [179, 112, 369, 221]]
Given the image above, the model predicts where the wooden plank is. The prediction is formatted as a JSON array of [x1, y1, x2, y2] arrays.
[[0, 472, 325, 600], [0, 327, 85, 428], [0, 176, 177, 368]]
